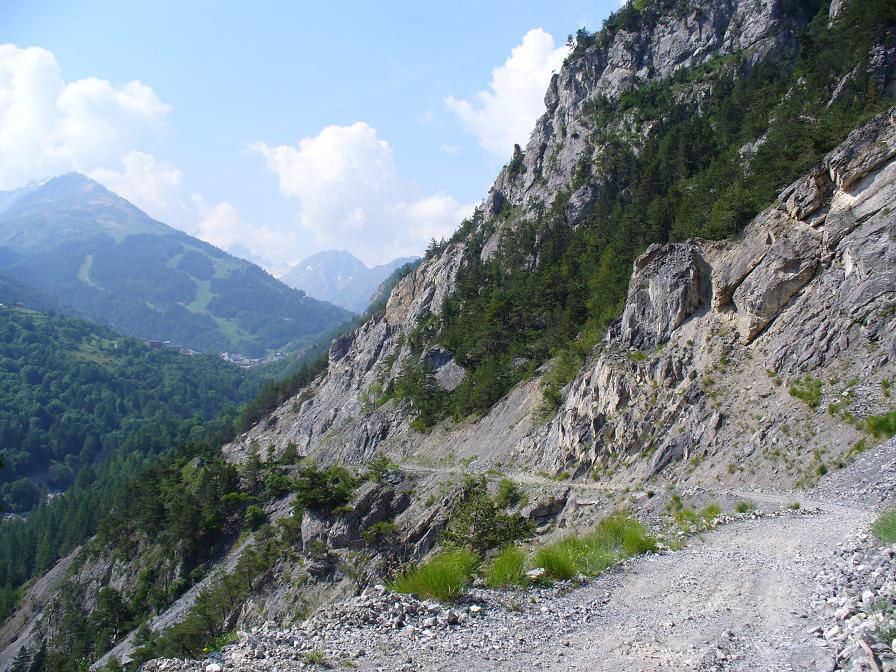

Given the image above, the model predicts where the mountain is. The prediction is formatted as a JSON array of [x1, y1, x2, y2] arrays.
[[0, 174, 352, 357], [3, 1, 895, 670], [280, 250, 418, 313]]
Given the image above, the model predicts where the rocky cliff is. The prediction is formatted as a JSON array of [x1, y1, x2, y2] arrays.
[[523, 108, 896, 483], [226, 0, 895, 487], [231, 104, 895, 491]]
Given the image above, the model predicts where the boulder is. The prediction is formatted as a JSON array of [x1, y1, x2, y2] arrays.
[[620, 243, 711, 349], [732, 225, 821, 343]]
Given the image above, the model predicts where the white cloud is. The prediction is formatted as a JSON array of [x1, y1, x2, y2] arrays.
[[389, 193, 473, 244], [191, 194, 297, 274], [0, 43, 170, 189], [252, 122, 475, 265], [439, 143, 460, 155], [445, 28, 568, 158], [0, 43, 473, 272], [89, 151, 184, 223]]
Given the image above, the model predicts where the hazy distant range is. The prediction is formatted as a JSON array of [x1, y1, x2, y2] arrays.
[[280, 250, 418, 313]]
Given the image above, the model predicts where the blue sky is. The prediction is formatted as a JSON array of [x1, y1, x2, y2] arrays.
[[1, 0, 618, 270]]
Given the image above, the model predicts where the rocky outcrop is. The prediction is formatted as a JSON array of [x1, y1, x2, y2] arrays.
[[488, 0, 814, 232], [524, 107, 896, 477], [225, 243, 468, 466], [620, 243, 711, 350]]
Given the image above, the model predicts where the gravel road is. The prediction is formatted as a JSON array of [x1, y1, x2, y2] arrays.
[[142, 439, 896, 672]]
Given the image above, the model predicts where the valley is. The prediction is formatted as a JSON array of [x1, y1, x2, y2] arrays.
[[0, 0, 894, 671]]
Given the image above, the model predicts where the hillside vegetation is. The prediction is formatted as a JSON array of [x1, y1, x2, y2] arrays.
[[0, 306, 255, 511], [0, 304, 260, 621]]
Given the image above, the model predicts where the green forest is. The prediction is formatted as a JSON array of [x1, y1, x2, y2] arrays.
[[0, 304, 262, 624], [0, 306, 256, 512], [390, 0, 895, 428]]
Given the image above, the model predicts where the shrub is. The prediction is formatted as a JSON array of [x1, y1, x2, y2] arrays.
[[483, 546, 528, 588], [866, 411, 896, 438], [391, 549, 479, 601], [243, 505, 265, 530], [494, 477, 522, 508], [292, 463, 357, 514], [362, 520, 397, 544], [440, 479, 535, 554], [872, 508, 896, 543], [363, 453, 396, 482], [507, 143, 526, 177], [263, 471, 291, 499], [787, 501, 801, 510]]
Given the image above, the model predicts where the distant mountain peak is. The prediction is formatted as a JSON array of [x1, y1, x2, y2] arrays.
[[280, 250, 419, 313]]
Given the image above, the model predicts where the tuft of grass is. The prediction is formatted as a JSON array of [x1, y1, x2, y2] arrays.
[[872, 508, 896, 543], [843, 438, 867, 463], [702, 503, 721, 522], [301, 650, 328, 666], [865, 411, 896, 438], [789, 377, 822, 408], [205, 631, 237, 653], [483, 545, 528, 588], [391, 549, 479, 602], [735, 500, 756, 514], [672, 504, 719, 532], [787, 501, 801, 510], [533, 513, 655, 581], [534, 540, 581, 580]]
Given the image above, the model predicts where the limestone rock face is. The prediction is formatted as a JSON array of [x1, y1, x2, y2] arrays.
[[620, 243, 711, 350], [731, 222, 821, 343], [491, 0, 811, 227], [523, 107, 896, 476], [225, 243, 468, 467]]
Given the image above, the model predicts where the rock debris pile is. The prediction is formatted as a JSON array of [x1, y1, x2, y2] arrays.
[[812, 535, 896, 672]]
